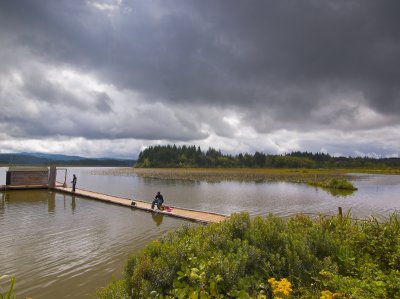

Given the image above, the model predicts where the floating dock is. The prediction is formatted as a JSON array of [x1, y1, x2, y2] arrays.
[[0, 184, 49, 190], [54, 185, 229, 224]]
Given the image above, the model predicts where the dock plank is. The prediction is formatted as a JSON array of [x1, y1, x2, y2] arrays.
[[54, 186, 228, 224]]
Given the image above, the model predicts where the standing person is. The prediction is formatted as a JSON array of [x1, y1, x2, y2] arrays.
[[151, 191, 164, 210], [71, 174, 77, 192]]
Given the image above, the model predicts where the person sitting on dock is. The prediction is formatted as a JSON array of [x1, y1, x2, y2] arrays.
[[151, 191, 164, 210], [71, 174, 77, 192]]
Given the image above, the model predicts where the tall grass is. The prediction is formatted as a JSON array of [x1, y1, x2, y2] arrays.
[[0, 275, 16, 299]]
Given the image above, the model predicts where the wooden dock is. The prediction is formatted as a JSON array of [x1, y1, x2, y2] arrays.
[[54, 185, 229, 224], [0, 184, 49, 191]]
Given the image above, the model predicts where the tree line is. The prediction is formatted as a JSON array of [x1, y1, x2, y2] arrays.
[[135, 145, 400, 168]]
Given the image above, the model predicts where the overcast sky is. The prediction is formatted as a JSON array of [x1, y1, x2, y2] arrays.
[[1, 0, 399, 158]]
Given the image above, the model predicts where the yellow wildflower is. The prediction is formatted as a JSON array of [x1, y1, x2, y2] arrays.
[[320, 290, 333, 299], [268, 277, 293, 298], [320, 290, 345, 299]]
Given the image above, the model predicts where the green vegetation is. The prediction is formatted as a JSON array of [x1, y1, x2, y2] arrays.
[[307, 178, 358, 197], [104, 167, 349, 184], [98, 212, 400, 298], [135, 145, 400, 169], [0, 275, 16, 299], [308, 178, 357, 190]]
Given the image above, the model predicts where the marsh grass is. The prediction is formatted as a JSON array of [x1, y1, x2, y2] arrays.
[[349, 168, 400, 175], [308, 178, 358, 195], [0, 275, 16, 299], [92, 168, 351, 183]]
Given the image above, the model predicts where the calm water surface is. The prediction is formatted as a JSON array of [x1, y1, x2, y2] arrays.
[[1, 167, 400, 298], [0, 168, 189, 299], [65, 168, 400, 219]]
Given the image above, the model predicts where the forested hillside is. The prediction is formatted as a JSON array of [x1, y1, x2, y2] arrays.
[[0, 153, 135, 167], [136, 145, 400, 169]]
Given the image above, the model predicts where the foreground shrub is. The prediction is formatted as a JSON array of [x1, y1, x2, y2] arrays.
[[97, 212, 400, 298]]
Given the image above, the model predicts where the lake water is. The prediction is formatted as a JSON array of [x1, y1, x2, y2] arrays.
[[1, 167, 400, 298]]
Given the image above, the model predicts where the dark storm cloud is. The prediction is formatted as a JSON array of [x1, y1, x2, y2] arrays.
[[4, 1, 398, 114], [0, 0, 399, 156]]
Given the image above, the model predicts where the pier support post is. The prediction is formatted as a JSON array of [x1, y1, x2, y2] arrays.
[[6, 171, 10, 185], [48, 165, 56, 188]]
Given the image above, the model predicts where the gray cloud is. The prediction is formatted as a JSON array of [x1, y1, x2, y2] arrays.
[[0, 0, 399, 157], [94, 92, 113, 113]]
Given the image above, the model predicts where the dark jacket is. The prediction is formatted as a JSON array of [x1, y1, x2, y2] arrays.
[[155, 193, 164, 203]]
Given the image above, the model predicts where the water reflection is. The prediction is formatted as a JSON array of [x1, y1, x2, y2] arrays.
[[48, 191, 56, 213], [318, 187, 356, 197], [71, 196, 76, 212], [0, 192, 4, 213], [61, 194, 76, 213], [66, 168, 400, 219], [0, 189, 187, 299], [151, 212, 164, 226], [2, 189, 54, 203]]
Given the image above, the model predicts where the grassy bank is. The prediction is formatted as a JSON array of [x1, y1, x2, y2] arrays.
[[98, 212, 400, 298], [346, 168, 400, 175]]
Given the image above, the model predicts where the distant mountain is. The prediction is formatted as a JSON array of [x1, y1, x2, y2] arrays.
[[20, 152, 85, 161], [0, 153, 136, 167]]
